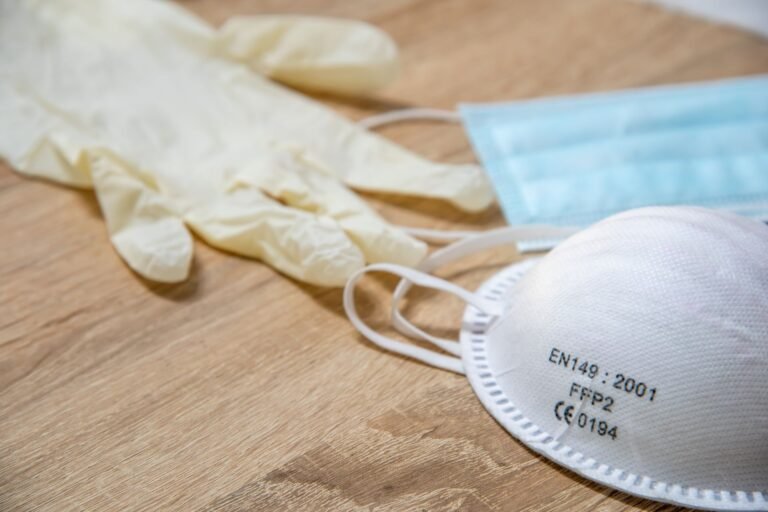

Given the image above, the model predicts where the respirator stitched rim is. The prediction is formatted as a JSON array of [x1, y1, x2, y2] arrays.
[[461, 259, 768, 511]]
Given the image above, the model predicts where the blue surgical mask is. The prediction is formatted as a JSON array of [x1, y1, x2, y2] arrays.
[[457, 74, 768, 227]]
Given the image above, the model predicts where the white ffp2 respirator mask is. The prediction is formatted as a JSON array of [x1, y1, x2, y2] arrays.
[[344, 206, 768, 511]]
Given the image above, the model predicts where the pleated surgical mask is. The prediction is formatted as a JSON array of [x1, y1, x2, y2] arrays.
[[463, 74, 768, 227], [362, 74, 768, 234], [344, 206, 768, 511]]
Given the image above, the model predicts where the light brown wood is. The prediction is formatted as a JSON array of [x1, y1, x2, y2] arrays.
[[2, 1, 767, 510]]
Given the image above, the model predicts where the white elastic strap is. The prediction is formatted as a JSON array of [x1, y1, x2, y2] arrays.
[[391, 225, 579, 349], [360, 109, 569, 250], [344, 262, 500, 374], [359, 108, 484, 245], [357, 108, 461, 130], [402, 226, 569, 250], [401, 226, 481, 244]]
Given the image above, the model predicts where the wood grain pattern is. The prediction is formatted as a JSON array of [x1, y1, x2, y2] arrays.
[[1, 1, 767, 510]]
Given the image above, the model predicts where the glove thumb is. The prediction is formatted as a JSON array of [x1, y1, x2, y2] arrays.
[[88, 150, 194, 283]]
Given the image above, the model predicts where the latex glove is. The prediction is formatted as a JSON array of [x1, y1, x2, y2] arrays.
[[0, 0, 494, 286], [217, 15, 400, 95]]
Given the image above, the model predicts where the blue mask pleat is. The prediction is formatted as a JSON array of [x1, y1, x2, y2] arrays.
[[460, 75, 768, 226]]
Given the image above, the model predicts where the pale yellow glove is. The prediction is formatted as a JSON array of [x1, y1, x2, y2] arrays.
[[0, 0, 494, 286], [218, 15, 400, 96]]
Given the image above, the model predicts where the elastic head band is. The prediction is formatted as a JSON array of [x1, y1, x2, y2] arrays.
[[390, 225, 578, 349], [343, 262, 500, 374], [344, 225, 579, 374]]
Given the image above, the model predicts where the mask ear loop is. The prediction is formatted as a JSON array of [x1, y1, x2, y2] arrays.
[[344, 262, 499, 374], [390, 225, 579, 352], [360, 109, 571, 252], [358, 108, 461, 130], [359, 108, 505, 247]]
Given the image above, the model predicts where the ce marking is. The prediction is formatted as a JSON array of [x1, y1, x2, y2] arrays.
[[554, 400, 575, 424]]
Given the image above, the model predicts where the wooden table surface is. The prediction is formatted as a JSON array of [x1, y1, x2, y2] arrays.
[[2, 1, 767, 510]]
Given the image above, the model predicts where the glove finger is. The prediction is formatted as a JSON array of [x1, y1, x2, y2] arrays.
[[216, 15, 398, 96], [340, 140, 496, 213], [235, 152, 428, 268], [257, 105, 495, 212], [89, 150, 193, 283], [183, 186, 365, 287]]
